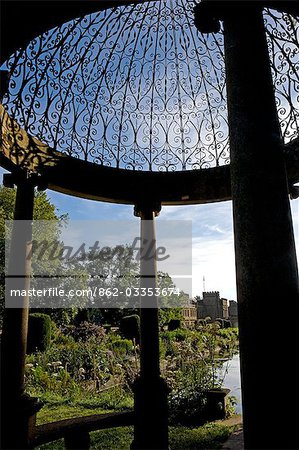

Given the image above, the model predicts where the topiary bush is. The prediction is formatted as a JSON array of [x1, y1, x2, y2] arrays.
[[170, 329, 190, 342], [74, 309, 90, 326], [119, 315, 140, 343], [27, 313, 52, 354], [168, 319, 181, 331], [223, 319, 232, 329], [110, 338, 133, 356]]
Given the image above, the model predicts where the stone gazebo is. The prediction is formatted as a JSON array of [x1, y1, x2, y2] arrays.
[[0, 1, 299, 449]]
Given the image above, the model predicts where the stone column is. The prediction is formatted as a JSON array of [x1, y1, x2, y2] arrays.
[[131, 202, 169, 450], [1, 173, 41, 449], [223, 4, 299, 449], [194, 2, 299, 448]]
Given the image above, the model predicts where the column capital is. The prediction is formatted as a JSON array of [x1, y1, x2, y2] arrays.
[[134, 201, 161, 219], [2, 171, 48, 191]]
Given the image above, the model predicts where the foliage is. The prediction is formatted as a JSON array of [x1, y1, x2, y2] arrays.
[[87, 270, 184, 329], [165, 339, 215, 425], [160, 326, 238, 424], [110, 337, 133, 356], [62, 322, 106, 343], [162, 328, 194, 343], [26, 342, 108, 388], [0, 186, 187, 328], [24, 318, 238, 431], [85, 245, 139, 322], [27, 313, 52, 354], [157, 273, 184, 328], [225, 395, 238, 419], [25, 326, 140, 400], [159, 307, 183, 329], [0, 185, 69, 327], [41, 308, 78, 327]]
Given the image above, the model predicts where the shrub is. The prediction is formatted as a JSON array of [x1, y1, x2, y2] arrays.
[[168, 319, 181, 331], [168, 358, 214, 425], [27, 313, 52, 354], [53, 331, 76, 346], [170, 329, 190, 342], [63, 322, 106, 343], [30, 340, 110, 382], [110, 338, 133, 356], [119, 315, 140, 343], [160, 332, 180, 357]]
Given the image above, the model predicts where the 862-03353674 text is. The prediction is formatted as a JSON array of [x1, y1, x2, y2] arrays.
[[9, 286, 182, 298]]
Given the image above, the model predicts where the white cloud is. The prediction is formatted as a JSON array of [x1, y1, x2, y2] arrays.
[[204, 224, 226, 235]]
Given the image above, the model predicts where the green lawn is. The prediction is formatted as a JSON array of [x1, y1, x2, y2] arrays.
[[36, 404, 114, 425], [36, 404, 235, 450]]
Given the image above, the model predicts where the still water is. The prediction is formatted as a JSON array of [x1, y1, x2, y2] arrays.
[[220, 353, 242, 414]]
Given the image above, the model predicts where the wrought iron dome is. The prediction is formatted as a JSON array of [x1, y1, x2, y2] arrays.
[[1, 0, 298, 175]]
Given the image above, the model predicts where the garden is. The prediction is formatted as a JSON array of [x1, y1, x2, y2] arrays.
[[25, 311, 239, 449], [1, 186, 240, 449]]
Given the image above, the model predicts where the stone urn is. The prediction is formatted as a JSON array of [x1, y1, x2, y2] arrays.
[[204, 388, 230, 421]]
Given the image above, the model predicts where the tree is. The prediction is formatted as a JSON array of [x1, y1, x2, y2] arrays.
[[87, 260, 184, 327], [0, 185, 186, 329], [0, 185, 75, 326], [157, 272, 185, 329], [86, 244, 139, 325]]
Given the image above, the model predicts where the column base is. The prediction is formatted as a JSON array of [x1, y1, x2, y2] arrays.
[[131, 376, 169, 450], [1, 393, 42, 449]]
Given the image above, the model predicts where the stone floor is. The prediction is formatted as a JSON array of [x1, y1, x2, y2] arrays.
[[216, 414, 244, 450], [221, 427, 244, 450]]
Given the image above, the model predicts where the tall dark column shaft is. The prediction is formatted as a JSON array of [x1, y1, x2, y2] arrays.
[[139, 209, 160, 380], [1, 176, 40, 449], [131, 203, 169, 450], [223, 6, 299, 449], [1, 177, 35, 399]]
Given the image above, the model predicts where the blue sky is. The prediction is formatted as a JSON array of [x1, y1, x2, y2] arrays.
[[2, 167, 297, 300], [46, 189, 299, 300]]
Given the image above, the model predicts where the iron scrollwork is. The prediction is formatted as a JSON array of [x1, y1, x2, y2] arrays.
[[265, 9, 299, 143], [1, 0, 298, 172]]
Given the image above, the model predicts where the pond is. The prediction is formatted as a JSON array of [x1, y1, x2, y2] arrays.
[[219, 353, 242, 414]]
